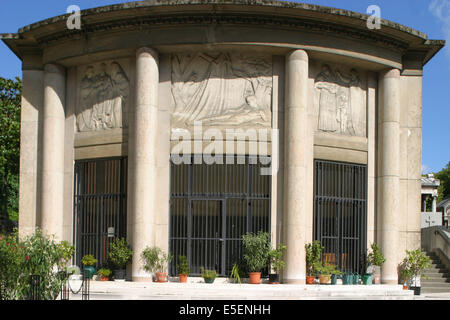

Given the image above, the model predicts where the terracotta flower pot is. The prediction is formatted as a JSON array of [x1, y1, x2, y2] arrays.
[[179, 274, 188, 283], [100, 276, 109, 281], [306, 276, 315, 284], [155, 272, 167, 283], [249, 272, 261, 284], [319, 275, 330, 284]]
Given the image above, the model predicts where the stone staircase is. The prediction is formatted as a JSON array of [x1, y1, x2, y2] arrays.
[[421, 252, 450, 294]]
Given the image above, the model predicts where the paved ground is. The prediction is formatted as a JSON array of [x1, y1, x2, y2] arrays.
[[63, 278, 450, 300]]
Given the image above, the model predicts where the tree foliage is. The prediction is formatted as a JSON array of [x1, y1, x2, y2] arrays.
[[435, 161, 450, 203], [0, 77, 21, 230]]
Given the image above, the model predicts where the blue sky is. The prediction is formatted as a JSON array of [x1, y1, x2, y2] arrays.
[[0, 0, 449, 173]]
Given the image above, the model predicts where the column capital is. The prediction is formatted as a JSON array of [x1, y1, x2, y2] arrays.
[[44, 63, 66, 75], [286, 49, 308, 62], [379, 68, 400, 79], [137, 47, 159, 62]]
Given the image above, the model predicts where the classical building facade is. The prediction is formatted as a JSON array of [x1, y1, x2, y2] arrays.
[[1, 0, 444, 284]]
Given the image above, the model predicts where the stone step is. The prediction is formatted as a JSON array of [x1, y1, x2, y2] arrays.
[[422, 275, 450, 282], [420, 282, 450, 288], [421, 287, 450, 294]]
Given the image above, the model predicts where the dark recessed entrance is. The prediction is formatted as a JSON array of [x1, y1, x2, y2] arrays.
[[169, 155, 271, 277], [313, 159, 368, 274]]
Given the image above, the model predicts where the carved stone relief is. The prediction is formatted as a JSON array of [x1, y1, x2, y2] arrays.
[[171, 52, 272, 131], [314, 64, 367, 137], [77, 61, 130, 132]]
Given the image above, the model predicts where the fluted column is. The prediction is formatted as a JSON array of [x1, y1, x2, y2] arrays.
[[378, 68, 401, 284], [283, 49, 311, 284], [40, 64, 66, 241], [130, 47, 159, 281]]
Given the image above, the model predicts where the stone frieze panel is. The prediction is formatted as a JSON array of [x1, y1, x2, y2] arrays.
[[76, 60, 130, 132], [314, 64, 367, 137], [171, 52, 273, 132]]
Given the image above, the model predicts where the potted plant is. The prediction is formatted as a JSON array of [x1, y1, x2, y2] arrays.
[[141, 246, 173, 282], [330, 267, 342, 285], [242, 231, 271, 284], [399, 249, 432, 296], [97, 268, 112, 281], [367, 243, 385, 284], [268, 243, 286, 284], [108, 237, 133, 281], [81, 254, 97, 279], [177, 255, 190, 283], [201, 267, 218, 284], [229, 263, 242, 284], [305, 241, 323, 284], [316, 263, 338, 285]]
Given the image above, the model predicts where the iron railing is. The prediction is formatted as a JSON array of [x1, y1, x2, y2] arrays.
[[169, 155, 271, 277], [73, 158, 128, 268], [314, 160, 368, 274]]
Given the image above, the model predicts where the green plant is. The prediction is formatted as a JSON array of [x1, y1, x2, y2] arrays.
[[56, 240, 75, 271], [81, 254, 98, 266], [268, 243, 287, 274], [177, 255, 190, 276], [141, 246, 172, 273], [230, 263, 242, 284], [315, 263, 339, 275], [0, 228, 73, 300], [97, 268, 112, 277], [201, 267, 217, 280], [399, 249, 432, 287], [305, 241, 323, 276], [367, 243, 386, 267], [242, 231, 271, 272], [108, 237, 133, 269]]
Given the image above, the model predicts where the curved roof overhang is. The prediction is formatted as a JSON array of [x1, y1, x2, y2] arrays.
[[0, 0, 445, 72]]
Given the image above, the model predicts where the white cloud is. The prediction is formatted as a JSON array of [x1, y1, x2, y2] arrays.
[[429, 0, 450, 56]]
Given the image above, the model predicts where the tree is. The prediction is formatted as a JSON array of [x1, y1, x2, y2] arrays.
[[0, 77, 21, 232], [435, 161, 450, 203]]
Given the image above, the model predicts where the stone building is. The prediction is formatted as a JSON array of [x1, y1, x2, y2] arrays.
[[1, 0, 444, 284]]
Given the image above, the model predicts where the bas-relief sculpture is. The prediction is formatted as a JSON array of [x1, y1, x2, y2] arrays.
[[314, 64, 367, 137], [76, 61, 130, 132], [171, 52, 273, 131]]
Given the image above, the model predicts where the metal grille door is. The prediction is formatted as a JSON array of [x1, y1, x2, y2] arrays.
[[314, 160, 367, 274], [73, 158, 128, 268], [170, 155, 271, 277]]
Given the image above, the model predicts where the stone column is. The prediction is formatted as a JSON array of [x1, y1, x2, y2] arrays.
[[378, 69, 400, 284], [19, 57, 44, 238], [432, 196, 437, 213], [283, 49, 311, 284], [40, 64, 66, 241], [130, 48, 159, 281]]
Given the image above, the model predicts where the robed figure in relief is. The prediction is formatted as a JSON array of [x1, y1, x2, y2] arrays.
[[171, 52, 273, 130], [77, 62, 130, 132]]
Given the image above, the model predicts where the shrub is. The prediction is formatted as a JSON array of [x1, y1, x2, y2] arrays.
[[81, 254, 97, 266], [177, 255, 190, 276], [367, 243, 386, 267], [399, 249, 432, 287], [305, 241, 323, 276], [108, 238, 133, 269], [200, 267, 217, 280], [0, 228, 74, 300], [97, 268, 112, 277], [268, 243, 287, 274], [242, 231, 271, 273], [141, 246, 172, 274]]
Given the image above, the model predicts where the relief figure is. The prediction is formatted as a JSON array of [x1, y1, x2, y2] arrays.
[[171, 52, 272, 129], [77, 61, 130, 132]]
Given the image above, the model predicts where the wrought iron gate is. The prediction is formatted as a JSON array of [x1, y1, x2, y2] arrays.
[[313, 160, 367, 274], [73, 158, 128, 267], [169, 155, 271, 277]]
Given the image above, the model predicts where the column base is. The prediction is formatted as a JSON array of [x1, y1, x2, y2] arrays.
[[132, 276, 154, 282], [282, 279, 306, 284], [381, 279, 398, 285]]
